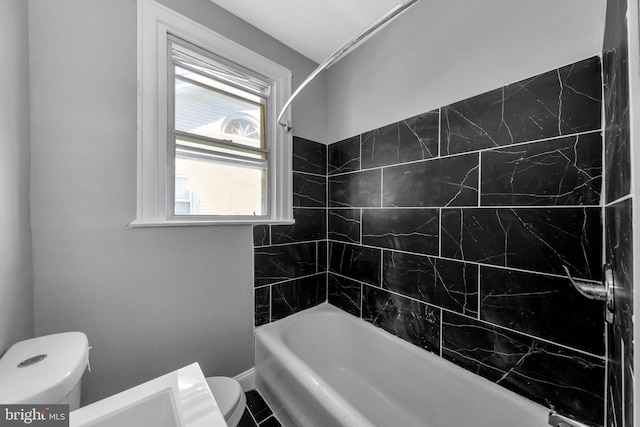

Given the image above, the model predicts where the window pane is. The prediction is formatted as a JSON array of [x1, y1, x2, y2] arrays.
[[175, 157, 266, 216], [175, 69, 263, 149]]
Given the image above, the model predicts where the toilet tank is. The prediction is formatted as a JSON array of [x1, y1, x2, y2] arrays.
[[0, 332, 89, 411]]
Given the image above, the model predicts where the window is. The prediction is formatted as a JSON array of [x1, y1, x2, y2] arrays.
[[134, 0, 293, 226]]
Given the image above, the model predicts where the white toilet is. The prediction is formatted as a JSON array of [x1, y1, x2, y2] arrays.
[[206, 376, 246, 427], [0, 332, 245, 426], [0, 332, 89, 410]]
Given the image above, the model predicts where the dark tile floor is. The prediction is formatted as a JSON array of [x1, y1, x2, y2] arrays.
[[238, 389, 281, 427]]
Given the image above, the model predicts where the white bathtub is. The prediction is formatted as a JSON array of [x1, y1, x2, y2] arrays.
[[255, 303, 551, 427]]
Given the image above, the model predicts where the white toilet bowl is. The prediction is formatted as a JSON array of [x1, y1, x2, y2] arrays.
[[206, 376, 246, 427]]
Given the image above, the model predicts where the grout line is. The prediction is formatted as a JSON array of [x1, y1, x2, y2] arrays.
[[268, 285, 272, 325], [380, 168, 384, 207], [605, 193, 632, 207], [294, 169, 328, 179], [324, 204, 603, 210], [258, 271, 327, 288], [325, 239, 598, 282], [438, 208, 442, 257], [380, 250, 384, 287], [438, 107, 442, 158], [327, 129, 602, 178], [359, 208, 363, 245], [353, 279, 607, 360], [477, 264, 482, 320], [477, 152, 482, 207], [439, 308, 443, 357]]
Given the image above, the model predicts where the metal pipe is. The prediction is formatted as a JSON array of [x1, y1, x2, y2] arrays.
[[276, 0, 421, 132]]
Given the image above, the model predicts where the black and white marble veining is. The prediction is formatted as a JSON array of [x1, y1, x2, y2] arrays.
[[328, 273, 361, 317], [362, 285, 440, 354], [271, 208, 326, 244], [329, 169, 382, 207], [329, 241, 381, 287], [441, 57, 602, 156], [481, 132, 602, 206], [254, 242, 317, 287], [317, 241, 328, 273], [606, 198, 634, 427], [383, 154, 479, 207], [271, 274, 327, 321], [442, 312, 605, 426], [361, 110, 439, 168], [328, 135, 360, 175], [293, 136, 327, 175], [253, 224, 270, 247], [254, 286, 270, 327], [603, 0, 634, 425], [293, 172, 327, 208], [480, 267, 604, 354], [441, 207, 602, 279], [328, 209, 361, 244], [362, 208, 439, 255], [604, 3, 631, 204], [383, 251, 478, 316]]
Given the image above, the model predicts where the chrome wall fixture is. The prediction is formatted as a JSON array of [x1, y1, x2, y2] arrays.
[[276, 0, 421, 132], [563, 264, 615, 323]]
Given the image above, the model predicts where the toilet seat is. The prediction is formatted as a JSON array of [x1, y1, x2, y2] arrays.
[[206, 376, 245, 427]]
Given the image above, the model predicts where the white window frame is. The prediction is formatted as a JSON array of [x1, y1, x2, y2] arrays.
[[132, 0, 293, 227]]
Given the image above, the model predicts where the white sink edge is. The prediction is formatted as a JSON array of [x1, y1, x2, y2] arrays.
[[70, 363, 227, 427]]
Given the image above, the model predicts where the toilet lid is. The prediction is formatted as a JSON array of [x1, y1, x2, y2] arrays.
[[206, 377, 243, 419]]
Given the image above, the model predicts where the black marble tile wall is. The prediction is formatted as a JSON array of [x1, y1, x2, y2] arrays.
[[253, 137, 327, 326], [326, 57, 606, 425], [442, 312, 605, 426], [441, 57, 601, 155], [603, 0, 634, 425]]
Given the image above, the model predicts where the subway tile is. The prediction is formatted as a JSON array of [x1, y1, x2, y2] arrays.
[[442, 312, 604, 426], [253, 225, 270, 246], [271, 274, 327, 321], [254, 242, 317, 286], [480, 267, 604, 354], [329, 169, 382, 207], [293, 136, 326, 175], [362, 286, 440, 354], [329, 241, 381, 286], [328, 209, 361, 244], [293, 172, 326, 208], [441, 207, 602, 280], [441, 56, 602, 155], [362, 208, 439, 255], [328, 135, 360, 175], [361, 110, 439, 168], [383, 251, 478, 316], [481, 132, 602, 206], [254, 287, 270, 327], [328, 273, 361, 317], [383, 154, 479, 207], [271, 208, 326, 244]]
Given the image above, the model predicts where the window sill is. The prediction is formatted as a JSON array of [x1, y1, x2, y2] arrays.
[[128, 218, 295, 228]]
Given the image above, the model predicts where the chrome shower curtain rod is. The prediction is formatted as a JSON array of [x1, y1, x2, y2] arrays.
[[276, 0, 420, 132]]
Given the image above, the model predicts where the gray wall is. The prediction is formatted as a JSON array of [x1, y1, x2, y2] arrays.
[[28, 0, 324, 404], [326, 0, 606, 142], [0, 0, 34, 355]]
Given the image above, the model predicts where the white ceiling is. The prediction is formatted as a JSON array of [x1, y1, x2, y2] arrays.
[[209, 0, 403, 63]]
